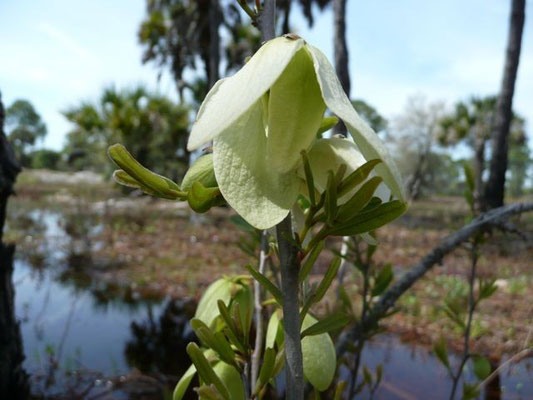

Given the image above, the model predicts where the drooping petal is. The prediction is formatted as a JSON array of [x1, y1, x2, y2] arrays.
[[213, 100, 301, 229], [188, 37, 305, 151], [266, 47, 326, 172], [303, 138, 366, 195], [306, 45, 406, 202]]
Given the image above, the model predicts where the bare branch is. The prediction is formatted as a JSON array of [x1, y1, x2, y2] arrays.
[[339, 202, 533, 349]]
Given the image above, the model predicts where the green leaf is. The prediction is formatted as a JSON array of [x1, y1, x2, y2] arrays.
[[231, 284, 254, 341], [333, 381, 347, 400], [299, 240, 325, 282], [371, 264, 394, 297], [187, 181, 222, 213], [108, 144, 184, 199], [245, 265, 283, 305], [462, 382, 481, 400], [433, 337, 450, 370], [186, 343, 231, 400], [195, 278, 234, 328], [181, 153, 217, 192], [302, 314, 336, 391], [255, 347, 276, 394], [316, 116, 339, 136], [301, 150, 316, 206], [362, 367, 372, 385], [265, 311, 283, 349], [212, 361, 245, 400], [229, 215, 257, 233], [301, 312, 350, 337], [337, 176, 383, 221], [328, 200, 407, 236], [190, 319, 236, 366], [338, 159, 382, 198], [173, 363, 196, 400], [463, 162, 475, 193], [311, 257, 342, 305], [479, 279, 498, 300], [472, 355, 491, 380], [324, 171, 338, 226]]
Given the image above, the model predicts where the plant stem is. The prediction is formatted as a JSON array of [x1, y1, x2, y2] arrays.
[[277, 215, 304, 400], [449, 242, 478, 400], [251, 231, 269, 393], [258, 0, 276, 41]]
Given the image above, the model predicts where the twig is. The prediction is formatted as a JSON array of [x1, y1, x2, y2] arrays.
[[251, 231, 269, 394], [476, 347, 533, 391], [449, 243, 478, 400], [277, 215, 304, 400], [338, 202, 533, 349]]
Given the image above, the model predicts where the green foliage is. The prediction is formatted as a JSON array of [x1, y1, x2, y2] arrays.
[[29, 149, 61, 170], [6, 99, 47, 166], [352, 99, 388, 133], [64, 85, 190, 178]]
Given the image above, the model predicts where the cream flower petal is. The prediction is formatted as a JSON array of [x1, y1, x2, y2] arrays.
[[213, 99, 301, 229], [188, 37, 305, 151], [266, 47, 326, 172], [307, 45, 406, 202]]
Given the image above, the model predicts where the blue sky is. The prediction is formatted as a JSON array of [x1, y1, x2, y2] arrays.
[[1, 0, 532, 151]]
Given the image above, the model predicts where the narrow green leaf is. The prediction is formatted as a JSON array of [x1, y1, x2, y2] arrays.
[[301, 312, 350, 338], [334, 163, 348, 186], [308, 257, 342, 308], [337, 176, 383, 221], [324, 171, 338, 226], [255, 347, 276, 394], [230, 215, 257, 233], [371, 264, 394, 297], [299, 240, 325, 282], [173, 363, 197, 400], [187, 181, 221, 213], [328, 200, 407, 236], [186, 343, 231, 400], [333, 381, 346, 400], [363, 367, 372, 385], [433, 337, 450, 369], [463, 162, 475, 193], [245, 265, 283, 305], [338, 159, 382, 197], [301, 150, 316, 206]]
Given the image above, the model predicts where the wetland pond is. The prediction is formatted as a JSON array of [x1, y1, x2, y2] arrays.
[[8, 207, 533, 399]]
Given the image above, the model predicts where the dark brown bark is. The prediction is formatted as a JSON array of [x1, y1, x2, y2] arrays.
[[333, 0, 350, 136], [0, 93, 28, 398], [484, 0, 525, 208]]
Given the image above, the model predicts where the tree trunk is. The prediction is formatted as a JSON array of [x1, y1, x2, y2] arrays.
[[282, 0, 292, 34], [208, 0, 221, 89], [474, 134, 487, 211], [484, 0, 525, 209], [0, 94, 28, 398], [333, 0, 350, 136]]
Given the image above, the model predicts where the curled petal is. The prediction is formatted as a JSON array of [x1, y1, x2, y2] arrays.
[[213, 100, 300, 229], [188, 37, 304, 151], [266, 47, 326, 172], [307, 45, 406, 202]]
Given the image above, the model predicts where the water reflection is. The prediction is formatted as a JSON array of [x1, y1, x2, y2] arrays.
[[7, 206, 533, 399]]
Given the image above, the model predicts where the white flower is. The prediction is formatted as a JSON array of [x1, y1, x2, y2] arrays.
[[188, 36, 405, 229]]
